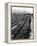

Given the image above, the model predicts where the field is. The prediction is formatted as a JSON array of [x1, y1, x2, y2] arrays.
[[11, 13, 33, 39]]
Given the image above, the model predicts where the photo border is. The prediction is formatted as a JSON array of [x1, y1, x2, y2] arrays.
[[5, 2, 36, 43]]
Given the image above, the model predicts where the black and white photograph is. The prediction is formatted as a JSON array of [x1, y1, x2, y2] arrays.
[[5, 3, 37, 43], [11, 6, 34, 40]]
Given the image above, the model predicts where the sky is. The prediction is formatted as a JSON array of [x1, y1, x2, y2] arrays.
[[12, 7, 33, 14]]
